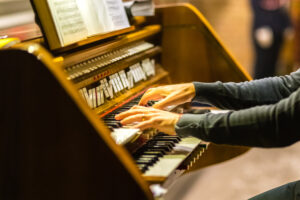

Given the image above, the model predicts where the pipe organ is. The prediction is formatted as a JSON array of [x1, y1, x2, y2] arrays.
[[0, 3, 251, 200]]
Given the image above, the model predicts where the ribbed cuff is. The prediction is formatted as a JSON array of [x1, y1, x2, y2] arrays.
[[175, 114, 206, 138], [192, 82, 222, 104]]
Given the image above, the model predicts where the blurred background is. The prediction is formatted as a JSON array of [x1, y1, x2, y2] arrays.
[[1, 0, 300, 199], [0, 0, 41, 40], [2, 0, 299, 76]]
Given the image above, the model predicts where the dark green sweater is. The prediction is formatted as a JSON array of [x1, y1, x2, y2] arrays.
[[175, 69, 300, 147]]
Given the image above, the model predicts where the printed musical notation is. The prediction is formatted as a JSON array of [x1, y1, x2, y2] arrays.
[[46, 0, 130, 46], [47, 0, 88, 45]]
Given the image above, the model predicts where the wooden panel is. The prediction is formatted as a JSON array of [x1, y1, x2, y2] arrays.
[[186, 143, 249, 172], [145, 3, 252, 170], [0, 5, 255, 199], [0, 44, 153, 200], [147, 3, 252, 83]]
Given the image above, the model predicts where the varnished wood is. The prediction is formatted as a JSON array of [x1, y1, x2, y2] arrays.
[[31, 0, 135, 50], [147, 3, 252, 83], [60, 25, 161, 68], [185, 143, 250, 172], [0, 4, 255, 200], [0, 43, 153, 200], [145, 3, 252, 170], [52, 26, 136, 52]]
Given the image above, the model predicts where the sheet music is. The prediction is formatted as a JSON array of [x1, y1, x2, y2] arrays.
[[123, 0, 155, 16], [93, 0, 130, 32], [46, 0, 129, 47], [91, 0, 115, 32], [47, 0, 88, 46], [77, 0, 105, 35]]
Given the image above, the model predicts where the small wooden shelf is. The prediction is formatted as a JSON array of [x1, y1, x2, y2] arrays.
[[53, 26, 136, 53], [61, 25, 162, 67]]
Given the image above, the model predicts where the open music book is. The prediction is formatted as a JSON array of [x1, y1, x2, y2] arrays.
[[31, 0, 130, 49], [124, 0, 155, 16]]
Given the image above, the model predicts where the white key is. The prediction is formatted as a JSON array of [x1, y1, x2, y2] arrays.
[[150, 59, 156, 76], [134, 65, 141, 82], [110, 75, 119, 93], [88, 89, 94, 108], [121, 71, 130, 88], [142, 58, 154, 76], [100, 85, 105, 104], [104, 78, 109, 88], [144, 137, 201, 177], [92, 88, 96, 108], [113, 74, 122, 92], [78, 89, 87, 103], [110, 128, 140, 145], [107, 80, 114, 98], [116, 74, 124, 91], [130, 66, 139, 82], [127, 71, 134, 89], [104, 79, 114, 98], [96, 86, 101, 106], [141, 59, 149, 76], [82, 88, 93, 108], [82, 88, 89, 102], [137, 64, 147, 80], [141, 61, 150, 77], [119, 71, 128, 88], [100, 80, 110, 98]]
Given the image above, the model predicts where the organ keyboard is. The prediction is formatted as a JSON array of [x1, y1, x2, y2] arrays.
[[0, 3, 251, 200]]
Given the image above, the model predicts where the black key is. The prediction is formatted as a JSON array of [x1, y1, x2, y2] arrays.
[[147, 141, 174, 149], [155, 136, 181, 143], [145, 144, 171, 152], [145, 147, 166, 154], [137, 164, 148, 172], [105, 122, 121, 128], [136, 160, 154, 166], [141, 151, 164, 157], [139, 155, 159, 162], [147, 100, 156, 106], [136, 157, 153, 163], [154, 143, 174, 150], [151, 140, 175, 147], [152, 138, 178, 144]]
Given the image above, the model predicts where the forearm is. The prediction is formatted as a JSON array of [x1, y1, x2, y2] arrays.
[[176, 88, 300, 147], [192, 69, 300, 110]]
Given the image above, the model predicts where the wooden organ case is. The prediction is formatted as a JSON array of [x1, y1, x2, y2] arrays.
[[0, 3, 251, 200]]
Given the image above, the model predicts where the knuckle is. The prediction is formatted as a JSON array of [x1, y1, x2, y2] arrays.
[[151, 117, 160, 124], [146, 89, 153, 94]]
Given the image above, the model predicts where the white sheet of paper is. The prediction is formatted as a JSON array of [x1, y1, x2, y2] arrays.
[[47, 0, 88, 46], [102, 0, 130, 30], [46, 0, 129, 47], [76, 0, 103, 35]]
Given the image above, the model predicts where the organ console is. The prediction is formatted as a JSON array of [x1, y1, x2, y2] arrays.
[[0, 3, 252, 200]]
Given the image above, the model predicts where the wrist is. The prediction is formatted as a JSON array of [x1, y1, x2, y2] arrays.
[[186, 83, 196, 102], [171, 113, 182, 135]]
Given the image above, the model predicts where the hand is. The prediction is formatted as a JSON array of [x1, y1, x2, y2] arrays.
[[139, 83, 196, 110], [115, 106, 181, 135]]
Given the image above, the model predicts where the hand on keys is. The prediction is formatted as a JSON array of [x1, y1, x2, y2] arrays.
[[115, 106, 181, 135], [138, 83, 196, 110]]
